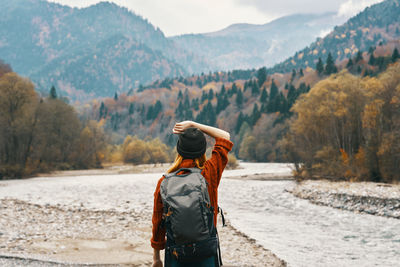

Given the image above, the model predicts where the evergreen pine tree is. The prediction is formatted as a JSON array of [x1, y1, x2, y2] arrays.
[[368, 46, 375, 55], [325, 53, 337, 75], [287, 84, 297, 108], [49, 85, 57, 99], [369, 53, 376, 65], [257, 67, 267, 87], [223, 94, 229, 109], [316, 58, 324, 76], [175, 101, 184, 120], [236, 89, 243, 108], [243, 81, 249, 92], [220, 84, 226, 95], [215, 72, 220, 81], [231, 83, 238, 94], [299, 68, 304, 77], [146, 105, 154, 120], [185, 109, 193, 120], [346, 58, 353, 69], [201, 91, 208, 103], [177, 90, 183, 100], [154, 100, 162, 116], [260, 88, 268, 103], [128, 103, 134, 115], [206, 102, 216, 126], [114, 92, 118, 101], [99, 102, 106, 119], [355, 51, 363, 62], [291, 69, 296, 81], [279, 92, 289, 114], [235, 112, 244, 133], [267, 80, 279, 113], [192, 98, 199, 111], [251, 80, 260, 96], [208, 89, 214, 100], [269, 79, 278, 101], [216, 94, 224, 114], [392, 48, 399, 62], [251, 104, 261, 125], [184, 94, 190, 109]]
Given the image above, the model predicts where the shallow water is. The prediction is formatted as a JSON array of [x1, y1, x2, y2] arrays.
[[219, 178, 400, 267], [0, 163, 399, 266]]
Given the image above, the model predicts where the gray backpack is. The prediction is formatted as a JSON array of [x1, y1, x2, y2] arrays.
[[160, 168, 221, 264]]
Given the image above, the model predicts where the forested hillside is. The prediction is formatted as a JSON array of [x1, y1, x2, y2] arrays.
[[80, 44, 400, 168], [270, 0, 400, 74], [0, 0, 207, 100]]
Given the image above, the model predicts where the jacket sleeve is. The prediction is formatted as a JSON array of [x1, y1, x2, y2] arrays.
[[203, 137, 234, 189], [151, 177, 166, 250]]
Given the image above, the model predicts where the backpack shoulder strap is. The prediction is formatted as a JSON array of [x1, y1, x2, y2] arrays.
[[164, 167, 202, 179]]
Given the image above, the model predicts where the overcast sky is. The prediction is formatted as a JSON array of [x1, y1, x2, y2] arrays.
[[47, 0, 384, 36]]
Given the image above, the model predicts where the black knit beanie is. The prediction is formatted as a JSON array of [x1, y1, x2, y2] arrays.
[[177, 127, 206, 159]]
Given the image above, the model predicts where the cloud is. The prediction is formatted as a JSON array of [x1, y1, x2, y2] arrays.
[[234, 0, 348, 16], [337, 0, 384, 18]]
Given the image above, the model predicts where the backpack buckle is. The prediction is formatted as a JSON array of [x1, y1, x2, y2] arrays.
[[166, 207, 173, 217], [172, 248, 179, 259]]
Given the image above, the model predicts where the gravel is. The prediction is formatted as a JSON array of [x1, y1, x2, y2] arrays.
[[289, 180, 400, 219]]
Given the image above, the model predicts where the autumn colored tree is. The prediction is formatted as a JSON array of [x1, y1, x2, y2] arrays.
[[284, 70, 367, 178], [31, 98, 82, 170], [122, 136, 171, 164], [0, 72, 109, 178], [284, 63, 400, 182], [74, 120, 106, 168], [0, 73, 38, 177], [238, 114, 285, 162]]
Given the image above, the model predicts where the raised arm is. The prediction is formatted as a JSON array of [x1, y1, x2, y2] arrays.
[[173, 121, 230, 140]]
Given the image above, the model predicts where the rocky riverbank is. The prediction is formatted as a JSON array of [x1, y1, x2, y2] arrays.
[[289, 180, 400, 219]]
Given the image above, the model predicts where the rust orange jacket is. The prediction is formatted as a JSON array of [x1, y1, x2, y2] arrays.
[[151, 137, 233, 250]]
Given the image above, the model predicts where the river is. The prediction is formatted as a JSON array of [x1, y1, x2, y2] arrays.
[[0, 163, 399, 266], [219, 164, 400, 267]]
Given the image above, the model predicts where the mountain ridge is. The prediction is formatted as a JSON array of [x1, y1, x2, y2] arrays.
[[0, 0, 207, 99], [171, 12, 345, 71]]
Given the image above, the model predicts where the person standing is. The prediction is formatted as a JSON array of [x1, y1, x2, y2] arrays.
[[151, 121, 233, 267]]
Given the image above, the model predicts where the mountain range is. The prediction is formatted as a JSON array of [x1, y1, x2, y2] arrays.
[[172, 13, 345, 71], [1, 0, 399, 101], [0, 0, 345, 100], [0, 0, 206, 100]]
